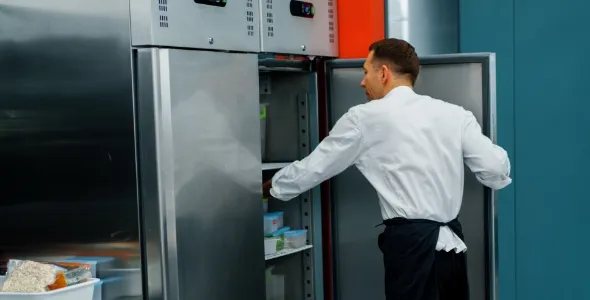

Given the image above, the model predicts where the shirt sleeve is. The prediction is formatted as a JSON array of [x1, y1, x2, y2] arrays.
[[462, 111, 512, 190], [270, 110, 363, 201]]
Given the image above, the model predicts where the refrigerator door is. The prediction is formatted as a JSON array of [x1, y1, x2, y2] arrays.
[[325, 54, 497, 300], [135, 48, 265, 300], [130, 0, 260, 52]]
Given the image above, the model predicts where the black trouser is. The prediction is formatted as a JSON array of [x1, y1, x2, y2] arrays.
[[432, 250, 470, 300], [378, 217, 469, 300]]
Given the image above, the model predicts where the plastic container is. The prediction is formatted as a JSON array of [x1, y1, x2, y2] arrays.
[[100, 268, 141, 297], [260, 103, 269, 160], [263, 213, 280, 235], [263, 212, 284, 234], [284, 229, 308, 249], [93, 280, 102, 300], [265, 226, 290, 238], [264, 238, 282, 255], [58, 256, 116, 278], [0, 278, 99, 300], [100, 277, 123, 300], [274, 211, 284, 228], [264, 227, 290, 255]]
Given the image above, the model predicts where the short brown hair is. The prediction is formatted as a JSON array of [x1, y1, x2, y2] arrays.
[[368, 38, 420, 85]]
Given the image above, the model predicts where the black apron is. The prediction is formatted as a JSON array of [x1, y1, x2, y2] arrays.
[[377, 217, 468, 300]]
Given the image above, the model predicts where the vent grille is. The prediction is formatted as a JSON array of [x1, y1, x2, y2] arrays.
[[328, 0, 335, 43], [265, 0, 273, 37], [246, 0, 255, 36], [158, 0, 169, 28]]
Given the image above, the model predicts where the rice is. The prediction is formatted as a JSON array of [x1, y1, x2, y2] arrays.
[[0, 260, 57, 293]]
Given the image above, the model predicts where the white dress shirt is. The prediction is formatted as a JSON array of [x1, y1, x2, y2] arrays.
[[270, 86, 511, 253]]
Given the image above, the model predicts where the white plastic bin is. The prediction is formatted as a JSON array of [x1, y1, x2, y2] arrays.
[[0, 278, 99, 300], [284, 229, 308, 249]]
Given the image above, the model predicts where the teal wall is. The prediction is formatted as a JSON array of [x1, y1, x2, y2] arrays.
[[460, 0, 590, 299]]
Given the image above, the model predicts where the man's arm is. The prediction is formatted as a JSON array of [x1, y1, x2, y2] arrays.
[[265, 110, 363, 201], [462, 111, 512, 190]]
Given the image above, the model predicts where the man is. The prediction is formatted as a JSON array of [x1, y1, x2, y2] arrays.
[[263, 38, 511, 300]]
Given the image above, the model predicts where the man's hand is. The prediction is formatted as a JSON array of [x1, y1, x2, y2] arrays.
[[263, 180, 273, 199]]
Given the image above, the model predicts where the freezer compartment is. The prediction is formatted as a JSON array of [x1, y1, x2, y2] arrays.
[[259, 68, 316, 163]]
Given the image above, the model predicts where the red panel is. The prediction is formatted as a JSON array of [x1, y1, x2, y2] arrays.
[[337, 0, 385, 58]]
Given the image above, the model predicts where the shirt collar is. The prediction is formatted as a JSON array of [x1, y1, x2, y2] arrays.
[[383, 86, 415, 100]]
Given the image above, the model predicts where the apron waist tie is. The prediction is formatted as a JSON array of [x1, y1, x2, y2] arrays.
[[376, 217, 464, 241]]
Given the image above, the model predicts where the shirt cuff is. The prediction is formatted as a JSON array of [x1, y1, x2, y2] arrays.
[[269, 186, 292, 201], [483, 176, 512, 190]]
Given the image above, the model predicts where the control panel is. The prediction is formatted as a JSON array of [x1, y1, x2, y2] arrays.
[[130, 0, 260, 52], [289, 1, 314, 18], [194, 0, 227, 8], [259, 0, 338, 57]]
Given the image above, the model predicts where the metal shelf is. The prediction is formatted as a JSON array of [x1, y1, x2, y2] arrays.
[[265, 245, 313, 261], [262, 162, 292, 171]]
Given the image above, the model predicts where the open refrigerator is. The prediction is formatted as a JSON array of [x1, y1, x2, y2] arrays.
[[0, 0, 498, 299]]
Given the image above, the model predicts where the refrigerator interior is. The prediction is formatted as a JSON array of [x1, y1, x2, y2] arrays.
[[260, 60, 319, 300]]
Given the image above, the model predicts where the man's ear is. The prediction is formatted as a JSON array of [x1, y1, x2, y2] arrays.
[[379, 64, 389, 83]]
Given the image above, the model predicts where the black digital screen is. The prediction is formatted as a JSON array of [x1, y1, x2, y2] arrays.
[[290, 0, 315, 19], [194, 0, 227, 7]]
